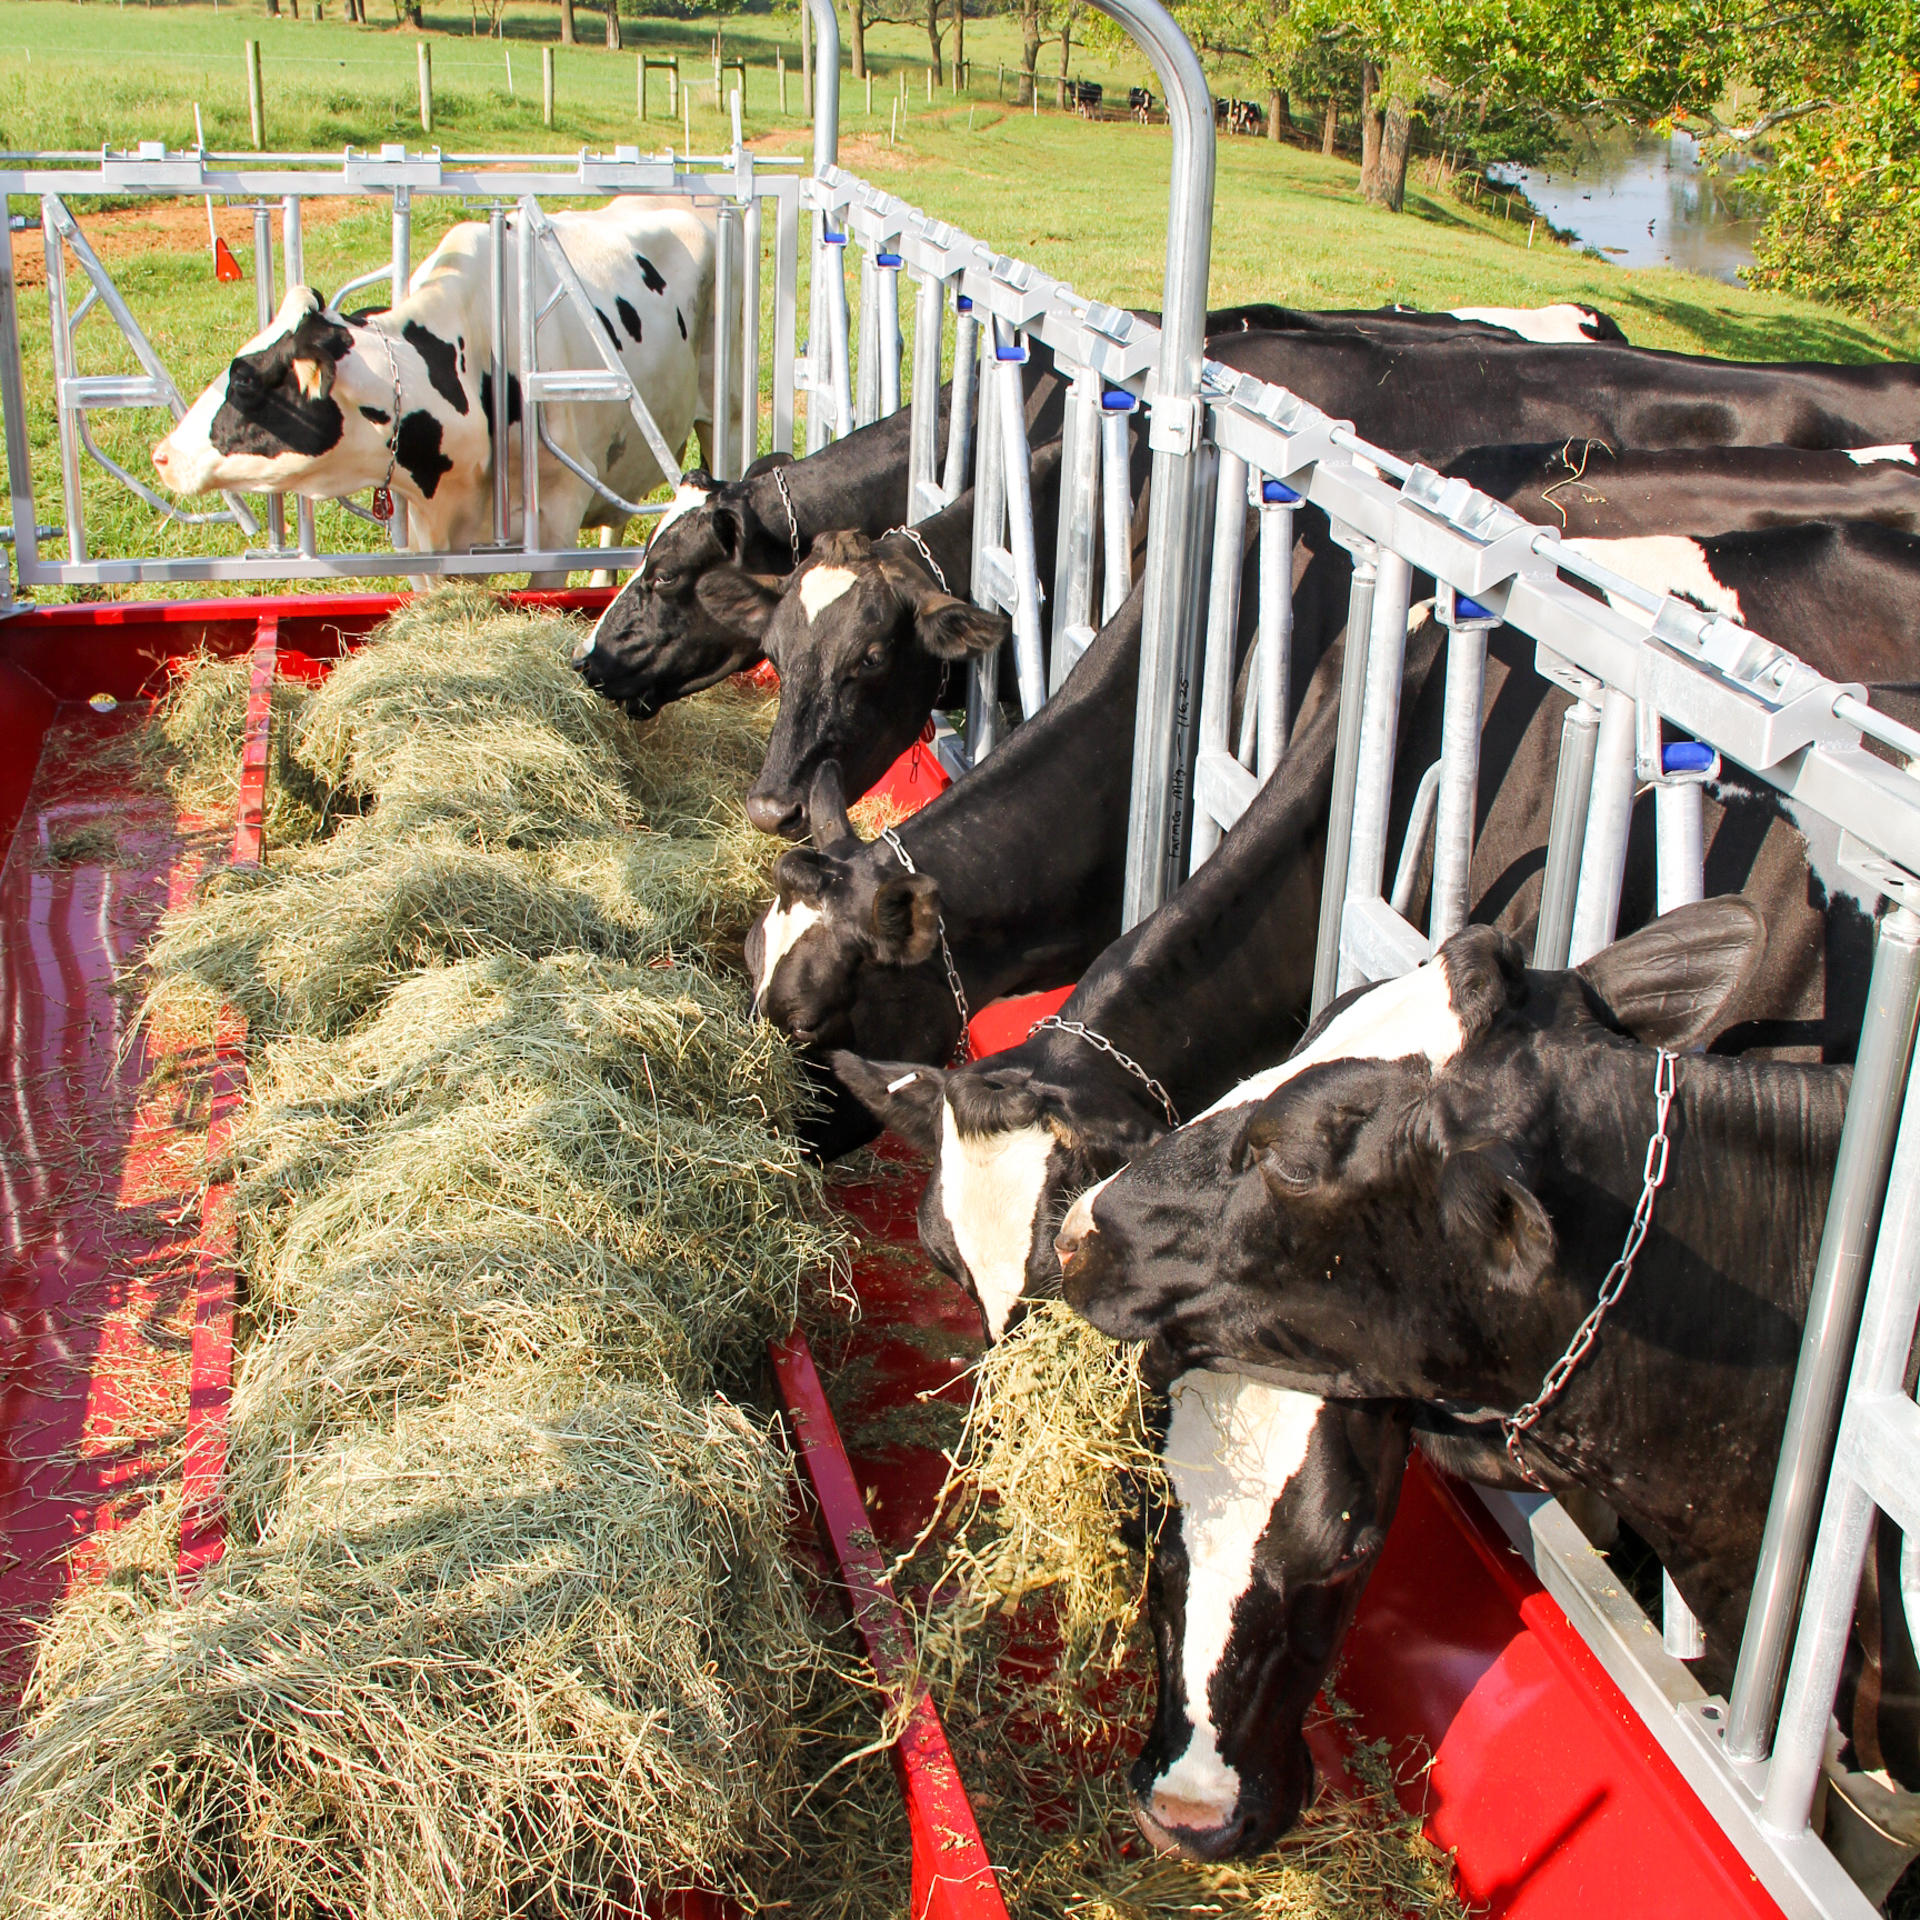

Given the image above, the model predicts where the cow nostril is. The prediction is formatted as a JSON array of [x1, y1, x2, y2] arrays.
[[1055, 1222, 1089, 1273], [151, 442, 170, 472], [745, 791, 805, 838]]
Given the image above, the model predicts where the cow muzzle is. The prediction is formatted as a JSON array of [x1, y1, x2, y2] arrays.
[[745, 788, 807, 838], [1129, 1749, 1310, 1862]]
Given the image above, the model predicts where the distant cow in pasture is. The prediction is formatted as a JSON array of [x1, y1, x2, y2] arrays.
[[1129, 86, 1156, 121], [1069, 79, 1103, 118], [152, 198, 718, 586]]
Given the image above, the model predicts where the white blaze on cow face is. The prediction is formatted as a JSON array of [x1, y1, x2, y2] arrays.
[[939, 1104, 1056, 1338], [799, 565, 859, 623], [1150, 1374, 1323, 1830], [1564, 535, 1745, 626], [1448, 302, 1604, 343], [1849, 444, 1919, 467], [750, 896, 824, 1009]]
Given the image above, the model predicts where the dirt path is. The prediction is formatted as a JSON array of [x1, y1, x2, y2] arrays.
[[12, 197, 360, 294]]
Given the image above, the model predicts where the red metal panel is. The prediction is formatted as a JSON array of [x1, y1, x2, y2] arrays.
[[1338, 1453, 1785, 1918], [768, 1328, 1010, 1920]]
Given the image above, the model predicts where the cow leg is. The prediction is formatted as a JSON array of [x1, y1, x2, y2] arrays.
[[589, 524, 617, 589]]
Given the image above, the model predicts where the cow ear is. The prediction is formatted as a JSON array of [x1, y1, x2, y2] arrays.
[[1433, 924, 1530, 1042], [914, 594, 1012, 661], [827, 1051, 945, 1154], [868, 872, 940, 965], [292, 354, 335, 401], [694, 567, 784, 638], [770, 846, 835, 907], [1439, 1144, 1555, 1293], [711, 493, 765, 567], [1577, 897, 1766, 1050]]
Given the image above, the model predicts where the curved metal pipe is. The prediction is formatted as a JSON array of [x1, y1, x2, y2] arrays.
[[808, 0, 840, 171]]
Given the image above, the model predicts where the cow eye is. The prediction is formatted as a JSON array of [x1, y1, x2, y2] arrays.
[[860, 644, 887, 672]]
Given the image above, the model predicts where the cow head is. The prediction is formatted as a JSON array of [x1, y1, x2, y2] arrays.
[[1131, 1375, 1409, 1859], [574, 464, 792, 719], [152, 287, 433, 503], [828, 1045, 1171, 1341], [745, 529, 1007, 838]]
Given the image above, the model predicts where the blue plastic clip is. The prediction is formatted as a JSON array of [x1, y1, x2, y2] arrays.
[[1101, 388, 1137, 411], [955, 295, 974, 312], [823, 230, 848, 246], [875, 251, 903, 268], [1261, 479, 1302, 504], [995, 344, 1028, 361], [1663, 741, 1715, 775], [1455, 593, 1497, 623]]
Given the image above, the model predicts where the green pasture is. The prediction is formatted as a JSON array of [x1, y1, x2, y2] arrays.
[[0, 0, 1906, 600]]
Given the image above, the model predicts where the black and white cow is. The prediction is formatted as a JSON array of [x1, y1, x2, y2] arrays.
[[828, 524, 1920, 1339], [1052, 908, 1920, 1860], [154, 200, 717, 584], [738, 438, 1068, 836]]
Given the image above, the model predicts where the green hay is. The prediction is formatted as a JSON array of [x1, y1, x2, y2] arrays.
[[3, 1384, 819, 1919]]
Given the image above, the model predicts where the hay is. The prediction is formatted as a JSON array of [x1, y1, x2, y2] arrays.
[[4, 1384, 817, 1918]]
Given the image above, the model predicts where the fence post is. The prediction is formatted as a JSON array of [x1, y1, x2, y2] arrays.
[[543, 46, 555, 129], [244, 40, 264, 150], [637, 53, 646, 120], [417, 41, 432, 135], [779, 50, 787, 113]]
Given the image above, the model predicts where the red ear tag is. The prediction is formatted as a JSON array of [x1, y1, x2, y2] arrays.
[[371, 485, 393, 520]]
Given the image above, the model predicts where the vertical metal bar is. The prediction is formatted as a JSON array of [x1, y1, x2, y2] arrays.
[[1159, 440, 1217, 902], [809, 0, 840, 163], [1310, 539, 1378, 1015], [740, 193, 762, 469], [907, 269, 944, 521], [40, 200, 85, 564], [1116, 0, 1217, 931], [966, 324, 1007, 766], [1728, 903, 1920, 1763], [804, 209, 829, 455], [875, 253, 902, 417], [1761, 1038, 1920, 1834], [1532, 696, 1601, 969], [519, 201, 539, 555], [942, 298, 978, 497], [1188, 448, 1248, 873], [855, 248, 878, 428], [1253, 489, 1295, 780], [0, 217, 37, 584], [1099, 393, 1136, 623], [1050, 369, 1100, 697], [250, 201, 284, 553], [283, 195, 315, 558], [771, 183, 797, 456], [712, 201, 738, 479], [390, 187, 412, 550], [1654, 782, 1705, 915], [1567, 687, 1639, 966], [1428, 604, 1494, 943], [489, 204, 510, 546], [1335, 548, 1414, 993], [992, 322, 1047, 719], [1663, 1571, 1707, 1661], [825, 232, 853, 442]]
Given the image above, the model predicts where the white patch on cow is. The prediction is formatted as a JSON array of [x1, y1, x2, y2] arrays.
[[1848, 444, 1918, 468], [653, 477, 717, 542], [582, 479, 720, 659], [799, 565, 859, 622], [750, 897, 823, 1007], [1406, 598, 1436, 634], [1449, 302, 1603, 344], [1150, 1374, 1323, 1829], [1195, 953, 1468, 1124], [1564, 535, 1745, 626], [1058, 1167, 1120, 1251], [940, 1105, 1055, 1339]]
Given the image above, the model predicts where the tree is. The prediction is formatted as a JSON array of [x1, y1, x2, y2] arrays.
[[604, 0, 621, 51], [558, 0, 576, 44], [1177, 0, 1303, 141], [1020, 0, 1042, 104]]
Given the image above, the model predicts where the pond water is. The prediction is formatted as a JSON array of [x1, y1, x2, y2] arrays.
[[1489, 131, 1762, 286]]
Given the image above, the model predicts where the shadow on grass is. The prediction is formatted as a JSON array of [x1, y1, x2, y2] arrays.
[[1606, 286, 1902, 364]]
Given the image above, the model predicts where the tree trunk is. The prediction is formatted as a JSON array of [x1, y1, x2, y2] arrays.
[[926, 0, 942, 84], [558, 0, 575, 45], [1380, 93, 1412, 211], [953, 0, 963, 84], [1321, 96, 1337, 153], [849, 0, 866, 81], [1267, 86, 1287, 141], [1018, 0, 1040, 105], [1359, 60, 1382, 195], [604, 0, 620, 49]]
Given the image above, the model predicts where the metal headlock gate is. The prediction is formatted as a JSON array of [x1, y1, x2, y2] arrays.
[[787, 3, 1920, 1911], [5, 0, 1918, 1904], [0, 117, 804, 602]]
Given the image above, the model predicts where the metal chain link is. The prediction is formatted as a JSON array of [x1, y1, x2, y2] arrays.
[[1027, 1017, 1181, 1129], [772, 465, 802, 571], [878, 828, 972, 1065], [881, 523, 950, 593], [1503, 1047, 1678, 1487]]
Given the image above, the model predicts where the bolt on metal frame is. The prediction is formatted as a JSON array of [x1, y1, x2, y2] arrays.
[[1173, 343, 1920, 1917], [0, 139, 803, 603]]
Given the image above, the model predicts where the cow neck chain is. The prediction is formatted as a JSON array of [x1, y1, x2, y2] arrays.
[[877, 827, 972, 1065], [881, 523, 949, 593], [365, 320, 403, 520], [1027, 1017, 1180, 1130], [772, 465, 802, 571], [1502, 1047, 1678, 1489]]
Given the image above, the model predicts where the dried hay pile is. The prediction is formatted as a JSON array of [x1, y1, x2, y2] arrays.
[[0, 592, 847, 1917]]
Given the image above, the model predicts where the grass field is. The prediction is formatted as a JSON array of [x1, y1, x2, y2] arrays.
[[0, 0, 1907, 599]]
